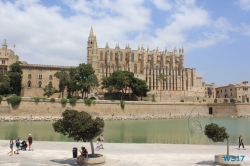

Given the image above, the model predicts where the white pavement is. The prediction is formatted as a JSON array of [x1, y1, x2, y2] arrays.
[[0, 140, 249, 166]]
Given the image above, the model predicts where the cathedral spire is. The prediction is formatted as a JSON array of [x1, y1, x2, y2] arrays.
[[89, 27, 94, 37]]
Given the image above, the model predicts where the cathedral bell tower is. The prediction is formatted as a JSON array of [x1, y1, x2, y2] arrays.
[[87, 27, 98, 75]]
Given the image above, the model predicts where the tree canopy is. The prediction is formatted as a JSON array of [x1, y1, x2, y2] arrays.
[[204, 123, 229, 143], [52, 109, 104, 156], [0, 62, 23, 96], [101, 70, 149, 100]]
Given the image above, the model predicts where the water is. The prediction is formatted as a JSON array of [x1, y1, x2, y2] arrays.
[[1, 118, 249, 145]]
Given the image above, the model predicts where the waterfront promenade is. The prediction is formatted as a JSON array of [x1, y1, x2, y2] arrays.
[[0, 140, 249, 166]]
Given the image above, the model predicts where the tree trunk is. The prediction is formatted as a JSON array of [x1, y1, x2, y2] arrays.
[[141, 95, 142, 101], [90, 139, 95, 157], [227, 138, 229, 156], [62, 88, 64, 98], [81, 91, 84, 99]]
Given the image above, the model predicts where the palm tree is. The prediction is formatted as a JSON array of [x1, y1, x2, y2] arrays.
[[156, 72, 166, 102], [54, 70, 69, 98], [85, 74, 99, 94]]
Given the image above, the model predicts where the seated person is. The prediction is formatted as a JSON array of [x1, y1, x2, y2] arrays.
[[76, 147, 88, 165], [21, 140, 27, 150]]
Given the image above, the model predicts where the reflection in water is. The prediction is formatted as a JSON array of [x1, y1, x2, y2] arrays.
[[0, 118, 249, 145]]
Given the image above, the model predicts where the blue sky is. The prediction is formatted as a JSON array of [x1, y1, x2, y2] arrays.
[[0, 0, 250, 86]]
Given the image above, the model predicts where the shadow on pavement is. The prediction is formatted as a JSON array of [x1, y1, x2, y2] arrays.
[[50, 158, 77, 165], [196, 160, 216, 165]]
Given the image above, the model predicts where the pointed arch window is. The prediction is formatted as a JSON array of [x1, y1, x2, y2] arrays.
[[134, 64, 137, 73], [100, 52, 103, 60], [120, 53, 123, 61], [38, 81, 42, 88], [110, 52, 113, 61], [131, 52, 134, 62], [27, 81, 31, 87]]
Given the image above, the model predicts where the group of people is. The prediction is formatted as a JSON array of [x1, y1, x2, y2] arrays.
[[75, 134, 104, 165], [7, 134, 34, 156]]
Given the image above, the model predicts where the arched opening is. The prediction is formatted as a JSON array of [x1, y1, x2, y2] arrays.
[[209, 107, 213, 114]]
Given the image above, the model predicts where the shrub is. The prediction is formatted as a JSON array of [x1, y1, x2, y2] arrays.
[[84, 98, 92, 106], [152, 94, 156, 102], [69, 98, 77, 105], [42, 98, 46, 101], [180, 99, 184, 102], [33, 97, 40, 103], [60, 98, 67, 104], [0, 96, 2, 103], [214, 98, 217, 103], [92, 100, 96, 105], [90, 97, 96, 100], [8, 95, 21, 107], [50, 98, 55, 102], [230, 98, 235, 103], [120, 100, 125, 110], [224, 99, 228, 103]]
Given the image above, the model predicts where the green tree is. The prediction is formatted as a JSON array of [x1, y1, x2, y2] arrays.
[[43, 82, 56, 98], [54, 70, 69, 98], [75, 63, 95, 98], [8, 62, 23, 95], [0, 72, 10, 95], [131, 78, 149, 101], [156, 73, 166, 102], [66, 67, 79, 98], [52, 109, 104, 156], [204, 123, 229, 156]]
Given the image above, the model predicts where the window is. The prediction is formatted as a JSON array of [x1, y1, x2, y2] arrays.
[[110, 52, 113, 61], [28, 74, 31, 79], [49, 75, 53, 80], [38, 74, 42, 79], [131, 53, 134, 62], [120, 53, 123, 61], [38, 81, 42, 88], [27, 81, 31, 87], [100, 52, 103, 60], [2, 60, 5, 64], [134, 64, 137, 73]]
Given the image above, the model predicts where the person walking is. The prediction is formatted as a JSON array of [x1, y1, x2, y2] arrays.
[[14, 136, 20, 154], [7, 138, 14, 156], [27, 134, 34, 151], [238, 135, 246, 150]]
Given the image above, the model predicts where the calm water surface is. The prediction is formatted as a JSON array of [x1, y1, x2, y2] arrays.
[[1, 118, 250, 145]]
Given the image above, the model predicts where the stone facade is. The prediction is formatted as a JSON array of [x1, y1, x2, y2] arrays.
[[215, 81, 250, 103], [0, 40, 71, 98], [87, 28, 205, 98], [0, 40, 19, 74]]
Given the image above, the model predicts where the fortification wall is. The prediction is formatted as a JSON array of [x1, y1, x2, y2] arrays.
[[0, 99, 250, 117]]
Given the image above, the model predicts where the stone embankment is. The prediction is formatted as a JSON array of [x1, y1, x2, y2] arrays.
[[0, 114, 248, 122]]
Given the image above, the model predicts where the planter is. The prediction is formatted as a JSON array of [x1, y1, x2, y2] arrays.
[[83, 154, 106, 165], [215, 154, 241, 165]]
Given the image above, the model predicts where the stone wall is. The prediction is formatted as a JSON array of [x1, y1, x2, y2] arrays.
[[0, 99, 250, 117]]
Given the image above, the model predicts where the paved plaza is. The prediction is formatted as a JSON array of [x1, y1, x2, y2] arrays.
[[0, 140, 249, 166]]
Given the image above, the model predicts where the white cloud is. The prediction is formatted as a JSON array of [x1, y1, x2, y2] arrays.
[[236, 0, 250, 11], [0, 0, 237, 67], [241, 23, 250, 36], [150, 0, 172, 11]]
